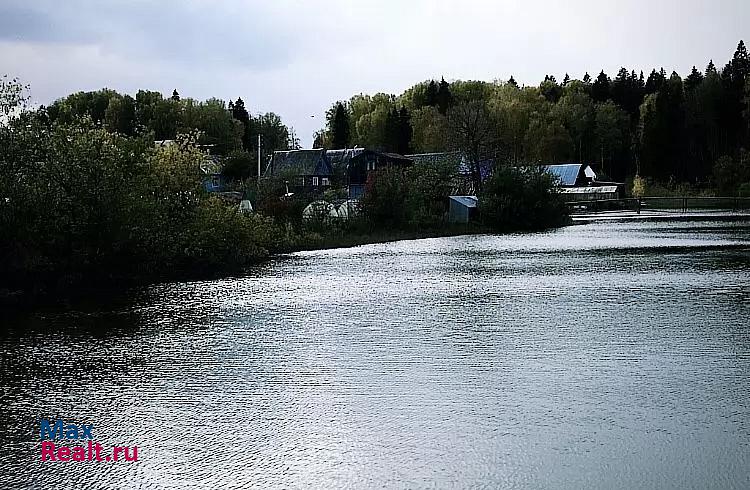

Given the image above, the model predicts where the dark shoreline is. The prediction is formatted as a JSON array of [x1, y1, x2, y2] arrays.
[[4, 213, 749, 312], [0, 225, 493, 311]]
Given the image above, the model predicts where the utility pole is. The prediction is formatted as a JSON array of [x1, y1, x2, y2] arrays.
[[257, 134, 262, 181]]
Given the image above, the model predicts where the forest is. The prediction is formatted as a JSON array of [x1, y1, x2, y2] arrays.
[[40, 87, 300, 180], [318, 40, 750, 195]]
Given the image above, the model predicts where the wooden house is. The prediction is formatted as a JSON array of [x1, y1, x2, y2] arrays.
[[264, 149, 333, 192], [346, 150, 413, 198]]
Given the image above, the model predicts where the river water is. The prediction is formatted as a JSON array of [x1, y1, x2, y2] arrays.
[[2, 218, 750, 489]]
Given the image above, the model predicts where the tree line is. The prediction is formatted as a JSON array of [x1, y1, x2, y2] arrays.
[[318, 40, 750, 194], [42, 88, 300, 179]]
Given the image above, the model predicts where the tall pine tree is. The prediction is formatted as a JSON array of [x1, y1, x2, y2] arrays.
[[330, 102, 351, 149], [231, 97, 253, 151], [425, 80, 438, 107], [645, 69, 666, 94], [591, 71, 611, 102], [397, 106, 412, 155], [684, 66, 704, 92], [436, 77, 454, 115], [705, 60, 717, 76]]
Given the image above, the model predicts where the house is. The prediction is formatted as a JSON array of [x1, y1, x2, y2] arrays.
[[325, 148, 365, 188], [346, 150, 413, 199], [326, 148, 365, 173], [543, 163, 597, 187], [448, 195, 479, 223], [544, 163, 625, 201], [264, 149, 333, 192], [201, 156, 227, 192], [154, 139, 228, 193]]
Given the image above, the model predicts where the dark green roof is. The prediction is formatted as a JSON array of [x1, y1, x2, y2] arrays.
[[265, 149, 333, 177]]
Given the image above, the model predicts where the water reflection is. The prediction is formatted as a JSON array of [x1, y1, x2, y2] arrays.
[[1, 219, 749, 489]]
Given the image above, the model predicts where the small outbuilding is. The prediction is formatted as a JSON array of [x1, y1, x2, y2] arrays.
[[448, 195, 478, 223]]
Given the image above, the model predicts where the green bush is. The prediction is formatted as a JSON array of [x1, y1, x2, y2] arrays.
[[360, 168, 408, 228], [222, 150, 256, 181], [0, 112, 290, 291], [359, 161, 456, 230], [479, 165, 569, 231], [713, 151, 750, 196]]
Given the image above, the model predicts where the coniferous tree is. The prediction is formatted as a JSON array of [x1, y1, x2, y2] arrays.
[[729, 40, 750, 147], [731, 40, 749, 86], [384, 107, 399, 152], [330, 102, 351, 149], [563, 73, 570, 85], [611, 68, 630, 108], [645, 69, 666, 95], [705, 60, 717, 76], [231, 97, 253, 151], [685, 66, 704, 92], [639, 72, 687, 180], [436, 77, 454, 115], [425, 80, 438, 107], [631, 70, 646, 117], [231, 98, 250, 124], [591, 71, 611, 102], [397, 106, 413, 155]]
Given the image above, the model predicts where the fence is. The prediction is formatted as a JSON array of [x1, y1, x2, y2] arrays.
[[567, 196, 750, 214]]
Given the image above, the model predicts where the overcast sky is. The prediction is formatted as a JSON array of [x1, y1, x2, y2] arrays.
[[1, 0, 748, 145]]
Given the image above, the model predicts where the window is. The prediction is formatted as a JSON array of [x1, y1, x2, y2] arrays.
[[312, 176, 319, 186], [322, 177, 330, 186]]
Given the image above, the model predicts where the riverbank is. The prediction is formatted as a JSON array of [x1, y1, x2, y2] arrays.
[[0, 224, 494, 310], [292, 224, 492, 252]]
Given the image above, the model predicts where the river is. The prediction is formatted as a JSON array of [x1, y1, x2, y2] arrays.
[[2, 218, 749, 489]]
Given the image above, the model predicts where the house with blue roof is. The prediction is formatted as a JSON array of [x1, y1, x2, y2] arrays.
[[544, 163, 598, 187], [545, 163, 625, 201]]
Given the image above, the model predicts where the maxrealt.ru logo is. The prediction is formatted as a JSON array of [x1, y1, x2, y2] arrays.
[[40, 419, 138, 462]]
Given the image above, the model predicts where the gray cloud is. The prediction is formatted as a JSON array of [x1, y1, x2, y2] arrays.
[[1, 0, 749, 145], [0, 0, 295, 69]]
